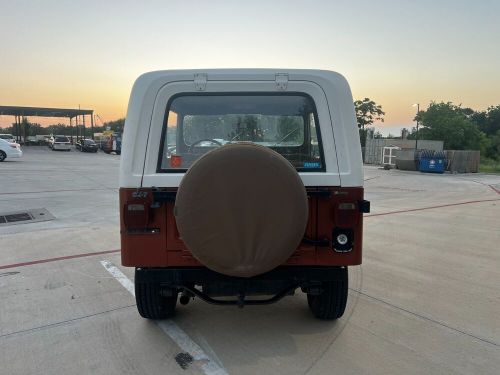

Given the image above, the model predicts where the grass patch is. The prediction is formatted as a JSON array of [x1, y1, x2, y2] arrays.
[[480, 158, 500, 173]]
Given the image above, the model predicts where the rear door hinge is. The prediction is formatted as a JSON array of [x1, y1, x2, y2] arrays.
[[275, 73, 288, 90], [194, 73, 207, 91]]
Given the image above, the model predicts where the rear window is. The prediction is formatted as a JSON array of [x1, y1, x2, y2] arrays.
[[55, 137, 69, 142], [84, 140, 96, 145], [158, 94, 324, 172]]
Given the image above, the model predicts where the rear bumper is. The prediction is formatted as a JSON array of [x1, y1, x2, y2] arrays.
[[136, 266, 347, 304], [53, 143, 71, 150], [135, 265, 346, 284], [7, 150, 22, 158]]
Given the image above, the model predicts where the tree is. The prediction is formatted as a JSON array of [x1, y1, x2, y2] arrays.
[[28, 123, 44, 136], [21, 117, 30, 143], [487, 130, 500, 160], [46, 123, 71, 136], [0, 125, 14, 134], [415, 102, 488, 152], [104, 118, 125, 133], [354, 98, 385, 147], [474, 105, 500, 136], [235, 115, 264, 142], [354, 98, 385, 131]]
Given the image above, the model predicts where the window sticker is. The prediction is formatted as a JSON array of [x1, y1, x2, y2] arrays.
[[170, 154, 183, 168], [303, 162, 321, 168]]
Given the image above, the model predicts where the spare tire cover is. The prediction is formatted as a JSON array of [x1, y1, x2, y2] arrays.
[[174, 143, 308, 278]]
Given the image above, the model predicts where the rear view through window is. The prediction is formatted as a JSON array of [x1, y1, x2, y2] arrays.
[[159, 94, 324, 172]]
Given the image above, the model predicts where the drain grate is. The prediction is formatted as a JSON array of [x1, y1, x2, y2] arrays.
[[0, 208, 55, 227], [4, 212, 33, 223]]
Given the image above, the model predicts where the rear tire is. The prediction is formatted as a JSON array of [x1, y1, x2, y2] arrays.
[[135, 274, 178, 319], [0, 151, 6, 162], [307, 267, 348, 320]]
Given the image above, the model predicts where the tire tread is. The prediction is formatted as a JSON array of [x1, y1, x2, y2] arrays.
[[307, 267, 348, 320], [135, 272, 177, 319]]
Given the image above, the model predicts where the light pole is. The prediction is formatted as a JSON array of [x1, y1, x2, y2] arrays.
[[412, 103, 420, 150]]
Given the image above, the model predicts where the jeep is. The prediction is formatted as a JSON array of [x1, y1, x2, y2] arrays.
[[120, 69, 369, 320]]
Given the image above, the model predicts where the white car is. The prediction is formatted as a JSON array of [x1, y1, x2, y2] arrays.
[[49, 135, 72, 151], [0, 134, 16, 143], [0, 138, 22, 161]]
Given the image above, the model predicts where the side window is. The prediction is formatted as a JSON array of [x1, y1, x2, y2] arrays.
[[310, 113, 320, 159], [166, 110, 178, 157]]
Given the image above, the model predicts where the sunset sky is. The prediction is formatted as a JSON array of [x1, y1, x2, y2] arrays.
[[1, 0, 499, 135]]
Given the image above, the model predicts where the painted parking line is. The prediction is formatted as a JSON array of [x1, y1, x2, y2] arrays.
[[100, 260, 228, 375]]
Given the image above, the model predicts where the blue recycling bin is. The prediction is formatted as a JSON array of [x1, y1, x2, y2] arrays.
[[418, 150, 446, 173]]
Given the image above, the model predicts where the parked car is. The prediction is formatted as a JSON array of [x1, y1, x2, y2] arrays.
[[0, 138, 22, 161], [49, 135, 71, 151], [120, 69, 369, 320], [101, 133, 122, 154], [0, 134, 16, 143], [76, 139, 98, 153]]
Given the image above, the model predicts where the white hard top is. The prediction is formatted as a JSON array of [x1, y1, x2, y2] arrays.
[[120, 69, 363, 188]]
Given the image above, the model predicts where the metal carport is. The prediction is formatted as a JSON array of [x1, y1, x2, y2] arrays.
[[0, 105, 94, 143]]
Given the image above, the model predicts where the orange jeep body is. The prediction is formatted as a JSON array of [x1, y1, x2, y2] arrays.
[[120, 186, 365, 268]]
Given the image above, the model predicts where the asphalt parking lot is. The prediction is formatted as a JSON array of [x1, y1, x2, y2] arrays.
[[1, 146, 499, 375]]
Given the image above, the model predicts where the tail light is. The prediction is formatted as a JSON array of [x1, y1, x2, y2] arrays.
[[331, 200, 368, 252], [123, 202, 150, 229], [335, 201, 359, 227]]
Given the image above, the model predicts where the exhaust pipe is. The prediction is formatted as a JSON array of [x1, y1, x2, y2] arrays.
[[179, 291, 192, 305]]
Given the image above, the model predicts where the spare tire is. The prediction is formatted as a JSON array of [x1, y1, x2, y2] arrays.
[[174, 143, 308, 278]]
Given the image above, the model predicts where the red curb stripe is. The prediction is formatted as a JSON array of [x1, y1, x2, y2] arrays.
[[489, 185, 500, 195], [0, 249, 120, 270], [366, 198, 500, 218]]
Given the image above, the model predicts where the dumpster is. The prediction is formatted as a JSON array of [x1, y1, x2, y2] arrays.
[[395, 149, 418, 171], [418, 150, 446, 173]]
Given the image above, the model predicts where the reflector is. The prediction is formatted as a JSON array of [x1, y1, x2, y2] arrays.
[[124, 202, 149, 229]]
